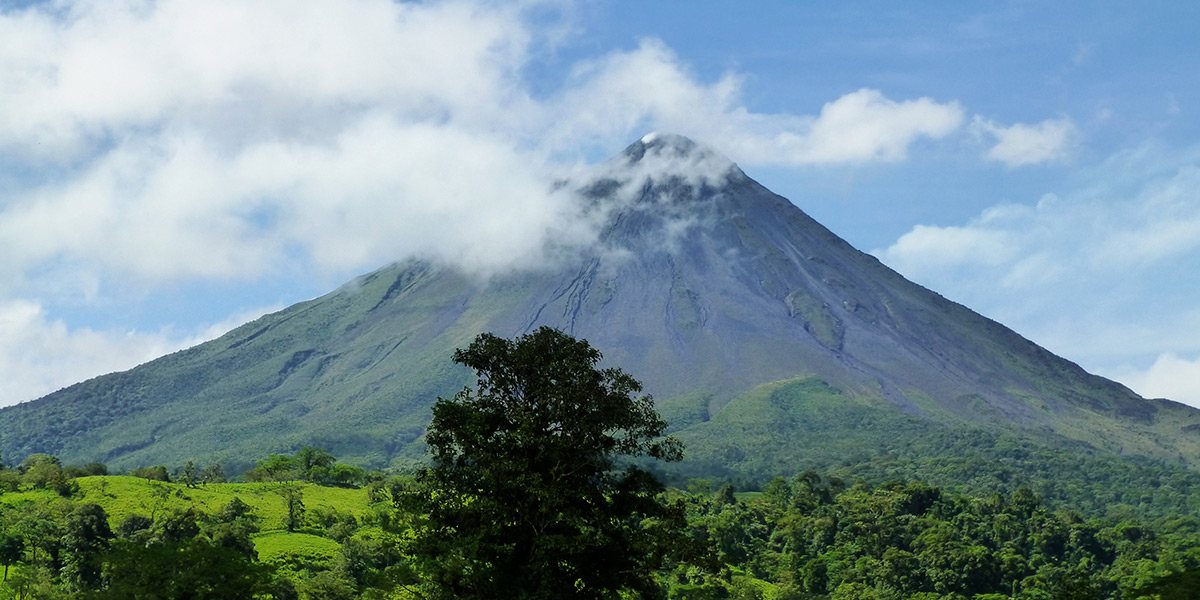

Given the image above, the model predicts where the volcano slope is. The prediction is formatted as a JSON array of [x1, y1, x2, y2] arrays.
[[3, 134, 1199, 496]]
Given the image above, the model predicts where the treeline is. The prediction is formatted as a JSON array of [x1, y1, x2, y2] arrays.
[[0, 452, 1195, 599], [1, 493, 275, 598], [0, 448, 391, 599], [678, 424, 1200, 526], [0, 446, 370, 490], [666, 474, 1199, 599], [0, 454, 106, 497]]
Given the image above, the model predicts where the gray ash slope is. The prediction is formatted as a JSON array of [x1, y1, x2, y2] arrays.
[[3, 134, 1198, 474]]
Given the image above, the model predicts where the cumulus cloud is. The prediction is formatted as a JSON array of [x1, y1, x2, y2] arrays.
[[879, 221, 1018, 274], [874, 146, 1200, 404], [545, 44, 964, 166], [0, 0, 1021, 406], [0, 298, 261, 404], [970, 116, 1077, 166], [1109, 354, 1200, 408], [0, 0, 535, 161], [0, 2, 970, 285], [762, 89, 964, 164]]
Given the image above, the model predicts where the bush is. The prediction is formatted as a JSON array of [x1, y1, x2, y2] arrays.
[[130, 465, 170, 482]]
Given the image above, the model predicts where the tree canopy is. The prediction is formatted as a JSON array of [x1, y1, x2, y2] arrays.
[[400, 327, 699, 600]]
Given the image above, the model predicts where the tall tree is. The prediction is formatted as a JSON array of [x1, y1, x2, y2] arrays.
[[201, 462, 227, 485], [92, 538, 272, 600], [61, 503, 113, 591], [400, 327, 703, 600], [0, 534, 21, 582], [276, 485, 306, 533]]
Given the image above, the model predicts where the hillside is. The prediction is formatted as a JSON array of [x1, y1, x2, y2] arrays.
[[2, 134, 1199, 486]]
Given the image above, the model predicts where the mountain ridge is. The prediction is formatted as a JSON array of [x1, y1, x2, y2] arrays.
[[2, 134, 1198, 480]]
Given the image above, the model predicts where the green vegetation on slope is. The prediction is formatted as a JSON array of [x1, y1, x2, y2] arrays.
[[665, 474, 1200, 599], [1, 465, 1197, 599], [672, 377, 1200, 522], [2, 323, 1199, 598]]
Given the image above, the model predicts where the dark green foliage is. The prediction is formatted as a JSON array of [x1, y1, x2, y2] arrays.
[[179, 460, 198, 488], [0, 458, 352, 598], [294, 570, 356, 600], [114, 514, 153, 542], [249, 454, 304, 482], [150, 508, 202, 545], [244, 447, 368, 486], [277, 485, 306, 533], [64, 463, 109, 478], [1128, 569, 1200, 599], [325, 463, 366, 487], [666, 472, 1200, 600], [82, 463, 108, 476], [208, 496, 261, 559], [217, 497, 254, 523], [673, 377, 1200, 523], [77, 493, 278, 598], [401, 327, 704, 600], [90, 538, 273, 600], [0, 469, 19, 492], [129, 465, 170, 482], [201, 462, 227, 484], [0, 451, 1195, 600], [294, 447, 335, 477], [333, 534, 413, 591], [61, 504, 113, 591], [18, 454, 76, 495], [0, 533, 22, 581]]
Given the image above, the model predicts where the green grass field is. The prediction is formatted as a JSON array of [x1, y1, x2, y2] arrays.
[[71, 476, 371, 530], [31, 474, 376, 576]]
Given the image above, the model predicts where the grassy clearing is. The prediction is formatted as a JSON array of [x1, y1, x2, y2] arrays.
[[69, 476, 370, 531], [254, 531, 342, 578], [1, 475, 378, 581]]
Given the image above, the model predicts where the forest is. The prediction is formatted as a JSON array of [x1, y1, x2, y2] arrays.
[[1, 329, 1197, 599], [0, 450, 1196, 599]]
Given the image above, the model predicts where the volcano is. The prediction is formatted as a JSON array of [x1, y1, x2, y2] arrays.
[[3, 134, 1198, 480]]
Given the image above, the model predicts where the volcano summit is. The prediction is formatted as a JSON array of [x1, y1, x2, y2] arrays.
[[2, 135, 1198, 481]]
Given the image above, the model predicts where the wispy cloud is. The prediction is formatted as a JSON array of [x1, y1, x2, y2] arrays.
[[759, 89, 964, 164], [0, 0, 1057, 406], [875, 144, 1200, 405], [0, 299, 177, 403], [548, 43, 965, 166], [971, 116, 1077, 166], [1107, 353, 1200, 409], [0, 2, 970, 287]]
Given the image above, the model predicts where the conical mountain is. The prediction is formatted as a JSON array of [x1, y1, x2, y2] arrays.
[[3, 134, 1199, 480]]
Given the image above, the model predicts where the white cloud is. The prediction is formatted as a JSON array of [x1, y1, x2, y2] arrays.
[[0, 299, 177, 403], [0, 297, 278, 407], [0, 2, 971, 287], [1091, 165, 1200, 267], [766, 89, 964, 164], [874, 147, 1200, 401], [879, 223, 1015, 273], [1108, 353, 1200, 408], [0, 0, 1041, 406], [971, 115, 1077, 166], [0, 0, 535, 162], [544, 43, 964, 166]]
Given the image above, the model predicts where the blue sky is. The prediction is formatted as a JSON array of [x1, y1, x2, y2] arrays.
[[1, 0, 1198, 408]]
